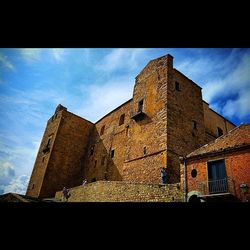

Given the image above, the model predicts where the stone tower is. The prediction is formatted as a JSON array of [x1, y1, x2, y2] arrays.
[[26, 104, 94, 198]]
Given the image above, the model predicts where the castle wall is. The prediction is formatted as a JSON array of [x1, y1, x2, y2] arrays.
[[83, 55, 171, 184], [203, 102, 236, 142], [166, 68, 206, 183], [55, 181, 183, 202], [121, 56, 169, 183], [27, 107, 94, 198], [26, 109, 63, 197], [83, 100, 132, 182]]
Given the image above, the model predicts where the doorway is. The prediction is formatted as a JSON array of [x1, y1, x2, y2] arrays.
[[207, 159, 228, 194]]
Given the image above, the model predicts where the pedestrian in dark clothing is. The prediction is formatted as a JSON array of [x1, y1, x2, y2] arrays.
[[161, 168, 167, 184], [62, 187, 70, 202]]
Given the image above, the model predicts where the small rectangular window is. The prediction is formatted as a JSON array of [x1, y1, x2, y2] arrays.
[[43, 136, 52, 153], [217, 127, 223, 137], [111, 149, 115, 158], [32, 184, 35, 189], [119, 114, 125, 126], [94, 160, 97, 168], [90, 145, 95, 156], [47, 138, 51, 147], [100, 125, 105, 135], [138, 99, 144, 113], [175, 81, 180, 91], [126, 125, 129, 136], [143, 146, 147, 155], [192, 121, 197, 130]]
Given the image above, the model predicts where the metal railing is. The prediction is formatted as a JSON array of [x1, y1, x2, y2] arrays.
[[197, 178, 235, 196]]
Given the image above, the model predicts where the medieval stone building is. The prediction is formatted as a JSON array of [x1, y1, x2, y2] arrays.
[[26, 54, 236, 198]]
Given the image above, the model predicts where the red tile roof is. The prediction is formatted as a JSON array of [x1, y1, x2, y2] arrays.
[[186, 124, 250, 158]]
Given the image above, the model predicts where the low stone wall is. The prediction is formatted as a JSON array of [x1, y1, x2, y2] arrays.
[[55, 181, 183, 202]]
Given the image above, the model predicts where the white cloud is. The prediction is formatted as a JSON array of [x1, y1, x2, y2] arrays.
[[0, 87, 64, 114], [201, 50, 250, 120], [52, 48, 65, 62], [97, 49, 147, 72], [202, 79, 225, 103], [20, 48, 42, 62], [75, 76, 134, 122], [0, 52, 15, 70], [0, 136, 38, 195], [0, 161, 15, 177], [175, 49, 244, 87], [222, 89, 250, 119], [0, 137, 39, 177], [2, 175, 29, 195], [176, 57, 213, 80]]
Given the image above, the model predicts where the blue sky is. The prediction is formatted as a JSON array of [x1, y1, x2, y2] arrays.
[[0, 48, 250, 195]]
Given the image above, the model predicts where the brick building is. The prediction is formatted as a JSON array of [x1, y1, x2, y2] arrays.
[[26, 54, 236, 199], [180, 124, 250, 202]]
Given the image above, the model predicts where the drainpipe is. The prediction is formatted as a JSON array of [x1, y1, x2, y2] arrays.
[[184, 157, 188, 202], [180, 156, 188, 202]]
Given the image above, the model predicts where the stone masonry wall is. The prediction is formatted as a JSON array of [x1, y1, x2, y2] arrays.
[[27, 107, 94, 198], [203, 101, 235, 143], [83, 100, 132, 182], [26, 109, 64, 197], [55, 181, 183, 202], [83, 55, 170, 184], [166, 68, 206, 183], [39, 110, 94, 198], [123, 56, 169, 183]]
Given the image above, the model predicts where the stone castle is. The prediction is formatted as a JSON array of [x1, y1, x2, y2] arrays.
[[26, 54, 236, 199]]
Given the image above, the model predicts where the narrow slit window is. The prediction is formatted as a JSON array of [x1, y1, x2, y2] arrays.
[[43, 136, 52, 153], [126, 125, 129, 136], [111, 149, 115, 158], [217, 127, 223, 137], [138, 99, 144, 113], [192, 121, 197, 130], [100, 125, 105, 135], [90, 145, 95, 156], [175, 81, 180, 91], [119, 114, 125, 126], [143, 146, 147, 155], [47, 138, 51, 147]]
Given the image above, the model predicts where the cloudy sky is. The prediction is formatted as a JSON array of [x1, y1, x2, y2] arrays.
[[0, 48, 250, 195]]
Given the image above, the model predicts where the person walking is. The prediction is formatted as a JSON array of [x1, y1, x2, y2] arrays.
[[161, 167, 167, 184], [62, 187, 70, 202], [82, 179, 87, 185]]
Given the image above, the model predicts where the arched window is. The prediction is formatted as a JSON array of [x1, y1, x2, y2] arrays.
[[119, 114, 125, 126]]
